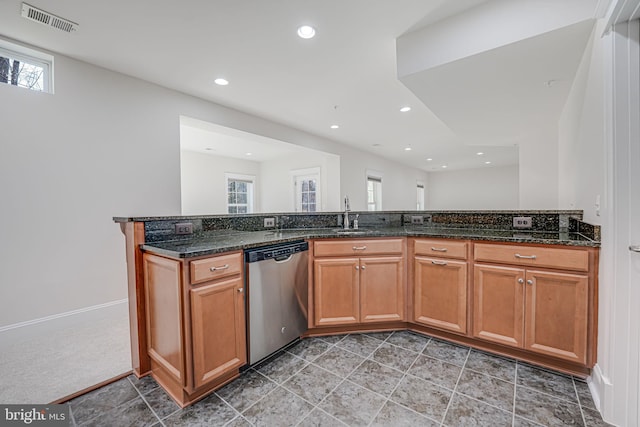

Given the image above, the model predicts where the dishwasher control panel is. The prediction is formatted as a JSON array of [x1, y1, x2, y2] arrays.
[[245, 241, 308, 263]]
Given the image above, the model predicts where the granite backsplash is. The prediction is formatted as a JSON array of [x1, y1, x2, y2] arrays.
[[136, 210, 595, 244]]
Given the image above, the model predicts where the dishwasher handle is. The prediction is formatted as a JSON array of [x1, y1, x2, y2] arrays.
[[274, 254, 293, 263]]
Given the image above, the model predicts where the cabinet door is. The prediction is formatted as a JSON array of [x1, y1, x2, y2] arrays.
[[190, 276, 246, 389], [314, 258, 359, 326], [360, 256, 405, 323], [143, 254, 184, 385], [473, 264, 525, 348], [524, 270, 589, 364], [414, 257, 467, 333]]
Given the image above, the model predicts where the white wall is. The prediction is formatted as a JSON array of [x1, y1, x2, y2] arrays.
[[259, 151, 341, 213], [427, 165, 519, 210], [181, 151, 261, 215], [559, 21, 606, 224], [517, 127, 560, 209], [338, 150, 429, 211]]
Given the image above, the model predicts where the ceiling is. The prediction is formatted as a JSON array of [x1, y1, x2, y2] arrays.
[[0, 0, 601, 171]]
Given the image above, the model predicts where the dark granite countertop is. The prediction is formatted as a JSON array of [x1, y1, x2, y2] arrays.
[[141, 226, 599, 258]]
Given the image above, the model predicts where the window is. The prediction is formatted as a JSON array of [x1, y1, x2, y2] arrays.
[[417, 182, 425, 210], [366, 172, 382, 211], [292, 168, 321, 212], [0, 40, 53, 92], [226, 173, 255, 214]]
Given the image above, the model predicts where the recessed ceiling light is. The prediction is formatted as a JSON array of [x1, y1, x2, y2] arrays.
[[245, 152, 252, 156], [297, 25, 316, 39], [426, 158, 433, 161], [400, 106, 411, 112], [476, 152, 484, 156], [485, 161, 491, 164], [330, 124, 339, 129], [442, 165, 448, 168], [214, 78, 229, 86], [404, 147, 412, 151]]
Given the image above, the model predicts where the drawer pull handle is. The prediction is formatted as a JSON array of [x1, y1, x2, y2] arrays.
[[514, 254, 537, 260], [352, 246, 367, 250], [630, 245, 640, 253], [431, 260, 448, 266], [210, 264, 230, 272], [431, 247, 448, 252], [518, 278, 524, 284]]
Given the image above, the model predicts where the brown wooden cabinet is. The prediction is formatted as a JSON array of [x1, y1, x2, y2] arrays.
[[142, 251, 246, 407], [473, 243, 592, 365], [411, 239, 469, 334], [312, 239, 405, 327]]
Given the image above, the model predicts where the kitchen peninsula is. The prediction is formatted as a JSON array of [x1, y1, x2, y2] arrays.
[[114, 210, 600, 407]]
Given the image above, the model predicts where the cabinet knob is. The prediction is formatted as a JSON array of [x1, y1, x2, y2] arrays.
[[361, 265, 366, 270], [518, 278, 524, 284], [526, 280, 534, 285], [237, 288, 244, 293], [355, 266, 359, 270]]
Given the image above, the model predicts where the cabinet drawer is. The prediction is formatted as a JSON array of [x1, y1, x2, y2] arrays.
[[314, 238, 404, 257], [190, 252, 243, 284], [414, 239, 467, 259], [474, 243, 589, 272]]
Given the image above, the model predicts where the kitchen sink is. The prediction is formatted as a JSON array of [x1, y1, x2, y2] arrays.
[[332, 229, 380, 236]]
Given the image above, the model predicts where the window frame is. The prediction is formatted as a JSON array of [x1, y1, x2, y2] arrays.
[[366, 170, 383, 211], [0, 38, 54, 93], [417, 181, 425, 210], [225, 173, 256, 214], [291, 167, 321, 213]]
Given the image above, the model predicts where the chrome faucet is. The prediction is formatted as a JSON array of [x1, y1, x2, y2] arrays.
[[343, 196, 350, 229]]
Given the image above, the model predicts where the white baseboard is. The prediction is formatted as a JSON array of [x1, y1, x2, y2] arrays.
[[0, 299, 128, 346], [590, 363, 617, 426]]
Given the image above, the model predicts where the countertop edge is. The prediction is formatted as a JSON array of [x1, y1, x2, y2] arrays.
[[141, 228, 599, 258]]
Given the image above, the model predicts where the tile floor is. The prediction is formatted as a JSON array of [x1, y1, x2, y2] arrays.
[[66, 331, 612, 426]]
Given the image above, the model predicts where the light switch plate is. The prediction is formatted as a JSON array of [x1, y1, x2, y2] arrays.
[[513, 216, 532, 229], [264, 218, 275, 227]]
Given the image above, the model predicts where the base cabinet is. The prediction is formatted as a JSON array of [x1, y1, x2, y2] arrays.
[[473, 243, 592, 365], [413, 257, 467, 334], [313, 239, 405, 327], [411, 239, 469, 335], [143, 251, 246, 407], [313, 258, 359, 326], [190, 276, 246, 389]]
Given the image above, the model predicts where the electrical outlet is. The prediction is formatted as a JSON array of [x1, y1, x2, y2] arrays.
[[263, 217, 275, 228], [175, 222, 193, 235], [513, 217, 532, 229], [410, 215, 424, 225]]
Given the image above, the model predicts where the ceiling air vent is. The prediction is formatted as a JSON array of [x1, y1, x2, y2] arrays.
[[21, 3, 78, 33]]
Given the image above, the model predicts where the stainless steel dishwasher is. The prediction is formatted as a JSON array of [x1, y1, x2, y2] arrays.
[[245, 240, 309, 365]]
